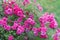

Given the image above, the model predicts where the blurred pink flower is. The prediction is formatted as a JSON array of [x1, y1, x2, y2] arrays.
[[0, 17, 7, 26], [4, 6, 13, 15], [8, 0, 16, 5], [34, 0, 36, 3], [23, 22, 30, 29], [29, 14, 34, 19], [23, 0, 30, 6], [37, 4, 43, 12], [53, 29, 60, 40], [23, 18, 36, 30], [12, 22, 18, 30], [32, 27, 38, 36], [47, 13, 55, 22], [39, 27, 48, 38], [13, 4, 24, 17], [4, 25, 11, 31], [49, 19, 58, 29], [16, 26, 25, 35], [17, 17, 25, 23], [53, 35, 58, 40], [39, 17, 46, 24], [8, 35, 14, 40], [39, 12, 49, 24], [26, 18, 36, 26], [2, 17, 8, 21]]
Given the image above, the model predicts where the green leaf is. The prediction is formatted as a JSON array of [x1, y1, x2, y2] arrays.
[[35, 37, 40, 40], [0, 6, 3, 11]]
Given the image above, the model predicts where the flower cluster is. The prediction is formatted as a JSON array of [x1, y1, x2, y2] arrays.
[[39, 12, 58, 29], [0, 0, 58, 40], [32, 12, 58, 39]]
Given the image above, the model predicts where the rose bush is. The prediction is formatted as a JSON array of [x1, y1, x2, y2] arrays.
[[0, 0, 60, 40]]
